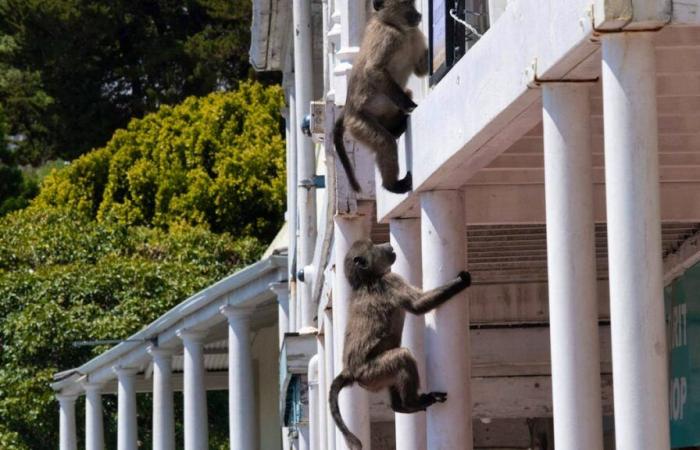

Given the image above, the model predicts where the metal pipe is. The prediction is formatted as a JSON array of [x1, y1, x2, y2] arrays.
[[601, 32, 670, 450]]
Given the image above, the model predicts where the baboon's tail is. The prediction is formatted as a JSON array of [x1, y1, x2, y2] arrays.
[[329, 371, 362, 450], [333, 113, 362, 192]]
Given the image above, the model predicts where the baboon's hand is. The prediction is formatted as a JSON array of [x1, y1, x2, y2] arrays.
[[458, 271, 472, 287]]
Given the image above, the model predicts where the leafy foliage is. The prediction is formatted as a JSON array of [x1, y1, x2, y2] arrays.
[[0, 0, 265, 164], [0, 104, 40, 216], [0, 207, 263, 448], [36, 82, 286, 242]]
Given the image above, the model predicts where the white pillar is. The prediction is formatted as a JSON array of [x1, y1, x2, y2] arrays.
[[293, 0, 317, 329], [83, 383, 105, 450], [308, 355, 320, 450], [271, 282, 291, 348], [333, 214, 371, 450], [316, 334, 328, 450], [114, 367, 138, 450], [220, 306, 257, 450], [57, 394, 78, 450], [542, 84, 604, 450], [323, 309, 337, 450], [148, 347, 175, 450], [177, 330, 209, 450], [420, 191, 471, 450], [390, 218, 427, 450], [601, 33, 670, 450]]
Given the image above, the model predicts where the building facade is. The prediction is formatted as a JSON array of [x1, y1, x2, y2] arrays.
[[52, 0, 700, 449]]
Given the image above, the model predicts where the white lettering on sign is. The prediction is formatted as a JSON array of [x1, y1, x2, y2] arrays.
[[671, 304, 688, 350], [670, 377, 688, 421]]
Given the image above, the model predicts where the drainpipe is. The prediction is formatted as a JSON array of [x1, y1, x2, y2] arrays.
[[293, 0, 318, 330], [283, 70, 299, 332]]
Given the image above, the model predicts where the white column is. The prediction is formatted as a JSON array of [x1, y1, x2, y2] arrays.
[[420, 191, 471, 450], [293, 0, 317, 329], [148, 346, 175, 450], [308, 355, 320, 450], [177, 330, 209, 450], [114, 367, 138, 450], [333, 214, 371, 450], [271, 282, 291, 348], [220, 306, 257, 450], [316, 334, 328, 450], [57, 394, 78, 450], [601, 33, 670, 450], [542, 84, 604, 450], [83, 383, 105, 450], [323, 309, 337, 450], [390, 218, 427, 450]]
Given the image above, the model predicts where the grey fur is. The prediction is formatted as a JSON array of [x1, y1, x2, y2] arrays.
[[329, 239, 472, 449], [333, 0, 429, 194]]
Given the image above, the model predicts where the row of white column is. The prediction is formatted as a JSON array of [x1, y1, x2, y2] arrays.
[[543, 32, 670, 450], [317, 32, 669, 450], [57, 306, 258, 450]]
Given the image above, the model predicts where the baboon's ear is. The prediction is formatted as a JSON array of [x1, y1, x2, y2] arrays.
[[373, 0, 385, 10], [353, 256, 369, 269]]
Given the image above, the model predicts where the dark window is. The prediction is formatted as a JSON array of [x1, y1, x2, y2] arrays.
[[429, 0, 490, 85]]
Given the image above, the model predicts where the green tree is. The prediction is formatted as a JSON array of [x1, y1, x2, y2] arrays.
[[36, 81, 286, 242], [0, 0, 267, 165], [0, 208, 262, 448], [0, 104, 40, 216]]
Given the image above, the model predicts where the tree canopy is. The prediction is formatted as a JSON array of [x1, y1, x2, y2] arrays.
[[0, 81, 287, 448], [36, 82, 286, 242], [0, 0, 262, 165]]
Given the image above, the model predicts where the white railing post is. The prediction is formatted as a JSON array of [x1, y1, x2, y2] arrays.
[[601, 32, 670, 450], [542, 83, 604, 450], [420, 191, 471, 450], [83, 382, 105, 450]]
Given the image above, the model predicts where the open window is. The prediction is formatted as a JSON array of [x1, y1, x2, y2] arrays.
[[429, 0, 490, 85]]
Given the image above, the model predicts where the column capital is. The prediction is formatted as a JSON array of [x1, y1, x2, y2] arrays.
[[220, 305, 255, 321], [147, 345, 175, 359], [112, 366, 139, 378], [269, 281, 289, 297], [81, 381, 104, 394], [176, 328, 208, 343], [56, 393, 79, 404]]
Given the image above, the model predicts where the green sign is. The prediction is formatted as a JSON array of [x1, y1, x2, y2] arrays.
[[666, 262, 700, 448]]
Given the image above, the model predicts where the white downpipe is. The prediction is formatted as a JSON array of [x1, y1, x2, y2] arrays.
[[293, 0, 318, 329], [324, 309, 337, 450], [114, 368, 138, 450], [316, 336, 328, 450], [148, 347, 175, 450], [333, 214, 371, 450], [542, 84, 604, 450], [83, 383, 105, 450], [420, 191, 472, 450], [390, 218, 427, 450], [57, 394, 78, 450], [178, 330, 209, 450], [309, 355, 321, 450], [601, 33, 670, 450], [284, 73, 299, 333]]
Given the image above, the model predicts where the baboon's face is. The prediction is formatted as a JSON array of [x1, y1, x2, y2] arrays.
[[375, 0, 422, 28], [345, 239, 396, 288]]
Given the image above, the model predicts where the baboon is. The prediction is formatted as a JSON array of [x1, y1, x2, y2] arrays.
[[333, 0, 429, 194], [329, 239, 472, 449]]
